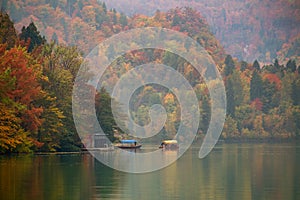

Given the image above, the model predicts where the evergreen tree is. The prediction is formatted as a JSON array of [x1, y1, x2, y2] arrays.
[[286, 59, 297, 72], [224, 55, 235, 76], [225, 69, 244, 118], [292, 79, 300, 106], [253, 60, 260, 70], [95, 12, 104, 30], [113, 12, 117, 24], [19, 22, 46, 52], [172, 13, 181, 26], [293, 108, 300, 136], [0, 12, 18, 48], [102, 2, 107, 14], [120, 13, 128, 27], [226, 77, 235, 117], [274, 58, 280, 69], [200, 96, 210, 133], [232, 70, 244, 106], [250, 70, 263, 101]]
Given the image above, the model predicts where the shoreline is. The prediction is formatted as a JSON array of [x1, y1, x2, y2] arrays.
[[1, 137, 299, 155], [193, 136, 300, 145], [221, 137, 300, 144]]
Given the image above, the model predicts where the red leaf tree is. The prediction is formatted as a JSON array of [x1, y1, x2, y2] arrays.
[[0, 45, 43, 133]]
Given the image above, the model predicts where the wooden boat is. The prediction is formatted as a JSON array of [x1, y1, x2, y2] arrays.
[[115, 140, 142, 149], [159, 140, 179, 150]]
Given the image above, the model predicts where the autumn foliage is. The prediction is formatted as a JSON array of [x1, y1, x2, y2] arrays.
[[0, 3, 300, 153], [0, 44, 44, 152]]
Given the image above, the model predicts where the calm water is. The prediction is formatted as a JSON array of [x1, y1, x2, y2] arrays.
[[0, 143, 300, 200]]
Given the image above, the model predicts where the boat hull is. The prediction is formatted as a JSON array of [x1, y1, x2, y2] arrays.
[[115, 144, 142, 149]]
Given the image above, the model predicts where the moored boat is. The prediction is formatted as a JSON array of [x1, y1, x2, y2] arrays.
[[115, 140, 142, 149], [159, 140, 179, 150]]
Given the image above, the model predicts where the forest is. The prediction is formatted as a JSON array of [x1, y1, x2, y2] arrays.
[[100, 0, 300, 63], [0, 1, 300, 154]]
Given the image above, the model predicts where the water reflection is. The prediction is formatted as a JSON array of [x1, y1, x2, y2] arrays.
[[91, 144, 300, 200], [0, 144, 300, 200], [0, 154, 95, 200]]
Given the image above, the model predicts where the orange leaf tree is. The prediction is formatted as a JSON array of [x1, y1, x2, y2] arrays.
[[0, 44, 43, 151]]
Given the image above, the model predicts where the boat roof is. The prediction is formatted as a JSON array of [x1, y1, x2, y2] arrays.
[[162, 140, 178, 144], [120, 139, 137, 143]]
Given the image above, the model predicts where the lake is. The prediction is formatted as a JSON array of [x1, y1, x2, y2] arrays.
[[0, 143, 300, 200]]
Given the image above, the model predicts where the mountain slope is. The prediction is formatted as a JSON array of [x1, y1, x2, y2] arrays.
[[100, 0, 300, 63], [2, 0, 225, 64]]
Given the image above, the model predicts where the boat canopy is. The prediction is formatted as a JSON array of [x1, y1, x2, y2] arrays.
[[162, 140, 178, 144], [120, 140, 137, 143]]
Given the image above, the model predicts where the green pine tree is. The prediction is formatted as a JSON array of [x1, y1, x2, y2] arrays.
[[252, 60, 260, 71], [0, 12, 18, 48], [250, 70, 263, 101], [286, 59, 297, 72], [226, 77, 235, 117], [19, 22, 46, 52], [224, 55, 235, 76]]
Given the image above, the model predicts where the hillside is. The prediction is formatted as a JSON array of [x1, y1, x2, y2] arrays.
[[1, 0, 225, 65], [1, 6, 300, 153], [3, 0, 300, 63], [100, 0, 300, 63]]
